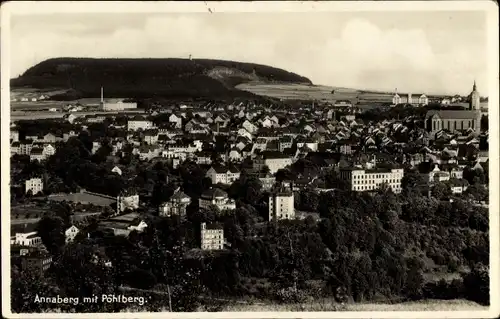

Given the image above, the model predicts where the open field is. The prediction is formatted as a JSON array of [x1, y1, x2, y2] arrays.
[[220, 298, 488, 312], [48, 192, 116, 207], [10, 109, 146, 121], [236, 82, 395, 104]]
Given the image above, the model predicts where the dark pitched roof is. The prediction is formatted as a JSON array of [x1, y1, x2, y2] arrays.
[[425, 110, 480, 120], [201, 188, 228, 199]]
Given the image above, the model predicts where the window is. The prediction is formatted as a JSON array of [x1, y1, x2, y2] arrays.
[[461, 121, 464, 130]]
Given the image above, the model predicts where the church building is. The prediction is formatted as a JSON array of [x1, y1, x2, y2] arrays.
[[424, 81, 482, 139]]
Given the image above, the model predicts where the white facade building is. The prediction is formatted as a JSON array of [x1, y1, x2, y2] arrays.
[[65, 225, 80, 243], [268, 187, 295, 221], [339, 167, 404, 193], [159, 189, 191, 217], [25, 178, 44, 195], [205, 166, 241, 185], [200, 222, 225, 250], [117, 192, 140, 213], [253, 154, 293, 174], [14, 232, 43, 247], [127, 116, 155, 131]]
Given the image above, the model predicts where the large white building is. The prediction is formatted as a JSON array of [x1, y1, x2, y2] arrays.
[[200, 222, 225, 250], [253, 152, 293, 174], [13, 231, 43, 247], [392, 91, 429, 106], [339, 167, 404, 193], [127, 116, 155, 131], [268, 186, 295, 221], [205, 166, 241, 185], [99, 87, 137, 111], [25, 177, 44, 195]]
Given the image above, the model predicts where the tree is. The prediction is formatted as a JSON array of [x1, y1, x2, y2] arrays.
[[462, 263, 489, 305], [464, 184, 488, 202], [401, 169, 427, 193], [37, 215, 66, 255], [229, 174, 263, 205], [151, 182, 177, 207], [432, 182, 452, 200], [260, 165, 271, 175], [11, 266, 58, 313], [403, 257, 424, 300], [49, 241, 118, 312]]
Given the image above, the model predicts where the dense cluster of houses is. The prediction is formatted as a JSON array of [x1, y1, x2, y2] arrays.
[[10, 97, 489, 272]]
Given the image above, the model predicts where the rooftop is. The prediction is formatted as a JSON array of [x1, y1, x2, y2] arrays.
[[201, 188, 228, 199]]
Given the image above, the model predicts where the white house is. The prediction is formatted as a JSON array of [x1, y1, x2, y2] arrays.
[[117, 191, 140, 213], [25, 177, 44, 195], [111, 166, 122, 175], [200, 222, 225, 250], [206, 166, 241, 185], [14, 232, 42, 246], [65, 225, 80, 243], [159, 189, 191, 217], [169, 114, 183, 128], [127, 116, 155, 131], [241, 120, 258, 134], [253, 152, 293, 174], [268, 186, 295, 221]]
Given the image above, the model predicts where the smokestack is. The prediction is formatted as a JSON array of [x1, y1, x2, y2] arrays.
[[101, 86, 104, 103]]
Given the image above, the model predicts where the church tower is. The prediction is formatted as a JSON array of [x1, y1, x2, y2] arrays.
[[470, 80, 480, 110]]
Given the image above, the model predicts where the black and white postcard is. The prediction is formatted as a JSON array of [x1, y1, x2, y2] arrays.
[[1, 1, 498, 318]]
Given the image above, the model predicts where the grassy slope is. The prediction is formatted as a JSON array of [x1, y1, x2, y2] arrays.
[[218, 298, 488, 312]]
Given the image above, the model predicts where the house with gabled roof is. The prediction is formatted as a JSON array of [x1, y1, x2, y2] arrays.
[[206, 165, 241, 185], [159, 188, 191, 218]]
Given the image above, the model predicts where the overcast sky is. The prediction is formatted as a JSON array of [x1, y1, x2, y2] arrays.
[[9, 11, 489, 95]]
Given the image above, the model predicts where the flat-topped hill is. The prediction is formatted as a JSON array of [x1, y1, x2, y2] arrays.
[[10, 57, 312, 101]]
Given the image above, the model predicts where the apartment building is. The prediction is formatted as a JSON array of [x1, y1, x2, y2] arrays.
[[25, 177, 44, 195], [268, 186, 295, 221], [205, 166, 241, 185], [200, 222, 225, 250], [253, 152, 293, 174], [339, 167, 404, 193], [127, 116, 155, 131]]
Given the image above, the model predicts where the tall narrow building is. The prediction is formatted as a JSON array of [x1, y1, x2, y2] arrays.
[[268, 184, 295, 221], [470, 80, 481, 111], [100, 86, 104, 109]]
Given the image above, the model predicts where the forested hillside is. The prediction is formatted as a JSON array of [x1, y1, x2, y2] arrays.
[[10, 58, 312, 100]]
